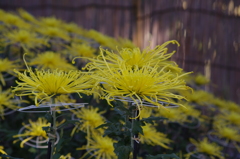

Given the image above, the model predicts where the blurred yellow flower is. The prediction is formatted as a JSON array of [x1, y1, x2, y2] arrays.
[[37, 27, 70, 41], [141, 124, 172, 149], [18, 9, 37, 23], [85, 29, 118, 49], [194, 73, 210, 85], [67, 43, 96, 59], [182, 90, 214, 105], [0, 58, 18, 86], [13, 117, 50, 148], [0, 12, 30, 29], [213, 124, 240, 143], [117, 38, 136, 49], [13, 66, 94, 106], [71, 106, 105, 136], [157, 107, 187, 123], [77, 133, 117, 159], [218, 111, 240, 126], [39, 16, 63, 27], [4, 29, 48, 50], [59, 153, 72, 159], [29, 51, 76, 70], [0, 146, 7, 155], [186, 138, 224, 159], [0, 87, 19, 118]]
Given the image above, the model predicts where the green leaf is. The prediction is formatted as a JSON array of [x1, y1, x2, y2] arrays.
[[45, 112, 52, 123], [42, 126, 51, 133], [0, 154, 23, 159], [53, 153, 61, 159], [146, 153, 179, 159], [57, 120, 78, 129], [114, 143, 132, 159], [132, 120, 143, 135]]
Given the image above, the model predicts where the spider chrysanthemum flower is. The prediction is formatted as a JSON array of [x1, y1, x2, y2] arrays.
[[77, 133, 117, 159], [140, 124, 172, 149], [186, 138, 224, 159], [84, 40, 181, 72], [0, 58, 18, 86], [29, 51, 76, 70], [12, 65, 94, 106], [71, 106, 105, 136], [4, 29, 48, 50], [0, 86, 19, 118], [93, 63, 191, 117], [13, 117, 50, 148]]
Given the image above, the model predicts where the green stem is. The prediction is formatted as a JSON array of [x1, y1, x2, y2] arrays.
[[50, 97, 56, 159]]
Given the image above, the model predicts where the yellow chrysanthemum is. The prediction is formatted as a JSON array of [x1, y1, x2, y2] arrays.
[[71, 106, 105, 136], [37, 26, 70, 41], [0, 58, 18, 86], [140, 124, 172, 149], [59, 153, 72, 159], [67, 43, 96, 59], [178, 103, 201, 119], [12, 64, 94, 106], [13, 117, 50, 148], [77, 133, 117, 159], [0, 146, 7, 155], [92, 63, 190, 117], [187, 138, 224, 159], [213, 124, 240, 143], [84, 41, 181, 72], [0, 87, 19, 118], [29, 51, 76, 70], [4, 29, 48, 50]]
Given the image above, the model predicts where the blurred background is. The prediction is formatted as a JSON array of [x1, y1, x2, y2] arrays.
[[1, 0, 239, 104]]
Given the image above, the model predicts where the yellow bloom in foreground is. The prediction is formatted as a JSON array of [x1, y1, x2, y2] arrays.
[[29, 51, 76, 70], [77, 134, 117, 159], [141, 124, 172, 149], [13, 117, 50, 148], [93, 63, 190, 117], [0, 87, 19, 118], [13, 67, 94, 106], [0, 146, 7, 155], [186, 138, 224, 159], [0, 58, 18, 86], [71, 106, 105, 136]]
